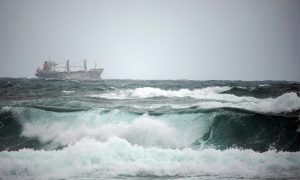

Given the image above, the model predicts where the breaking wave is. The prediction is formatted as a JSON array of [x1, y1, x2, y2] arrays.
[[1, 137, 300, 180], [0, 107, 209, 149], [195, 92, 300, 114], [1, 106, 299, 152], [89, 87, 300, 114], [89, 86, 232, 99], [1, 79, 300, 180]]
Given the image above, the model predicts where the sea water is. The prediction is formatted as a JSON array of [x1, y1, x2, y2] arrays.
[[0, 78, 300, 179]]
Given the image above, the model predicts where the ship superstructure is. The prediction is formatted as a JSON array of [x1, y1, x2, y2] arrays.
[[35, 58, 103, 80]]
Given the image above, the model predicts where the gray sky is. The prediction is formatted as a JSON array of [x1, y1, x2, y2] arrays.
[[0, 0, 299, 80]]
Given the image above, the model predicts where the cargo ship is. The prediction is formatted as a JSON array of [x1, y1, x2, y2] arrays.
[[35, 58, 103, 80]]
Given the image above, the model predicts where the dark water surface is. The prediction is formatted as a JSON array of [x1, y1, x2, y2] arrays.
[[0, 78, 300, 179]]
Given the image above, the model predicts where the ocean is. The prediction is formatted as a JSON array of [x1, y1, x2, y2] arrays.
[[0, 78, 300, 179]]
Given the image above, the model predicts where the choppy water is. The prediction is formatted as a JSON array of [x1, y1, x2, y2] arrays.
[[0, 78, 300, 179]]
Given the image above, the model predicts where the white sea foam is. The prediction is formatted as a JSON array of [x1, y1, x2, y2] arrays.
[[259, 84, 270, 87], [195, 92, 300, 113], [131, 86, 232, 98], [89, 86, 232, 99], [7, 107, 209, 148], [89, 86, 300, 113], [2, 91, 300, 152], [62, 90, 75, 94], [0, 137, 300, 180]]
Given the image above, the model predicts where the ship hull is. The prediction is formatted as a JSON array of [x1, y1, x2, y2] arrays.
[[35, 69, 103, 80]]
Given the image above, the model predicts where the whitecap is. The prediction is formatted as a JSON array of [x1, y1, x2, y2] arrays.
[[195, 92, 300, 114], [0, 137, 300, 180], [89, 86, 232, 100], [62, 90, 75, 94]]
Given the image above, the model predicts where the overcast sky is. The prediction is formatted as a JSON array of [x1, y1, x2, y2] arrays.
[[0, 0, 299, 80]]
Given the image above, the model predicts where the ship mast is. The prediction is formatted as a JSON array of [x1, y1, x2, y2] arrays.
[[84, 59, 87, 71], [66, 60, 70, 72]]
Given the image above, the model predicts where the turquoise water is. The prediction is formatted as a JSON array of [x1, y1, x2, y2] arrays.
[[0, 78, 300, 179]]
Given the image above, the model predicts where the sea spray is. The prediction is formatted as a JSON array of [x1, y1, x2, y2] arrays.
[[1, 137, 300, 180]]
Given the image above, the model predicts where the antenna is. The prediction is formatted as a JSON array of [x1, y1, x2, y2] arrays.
[[95, 61, 97, 69]]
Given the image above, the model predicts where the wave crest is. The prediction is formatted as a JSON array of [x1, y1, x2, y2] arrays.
[[88, 86, 300, 114], [89, 86, 232, 99], [2, 106, 299, 152], [195, 92, 300, 113], [4, 107, 205, 149], [1, 137, 300, 179]]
